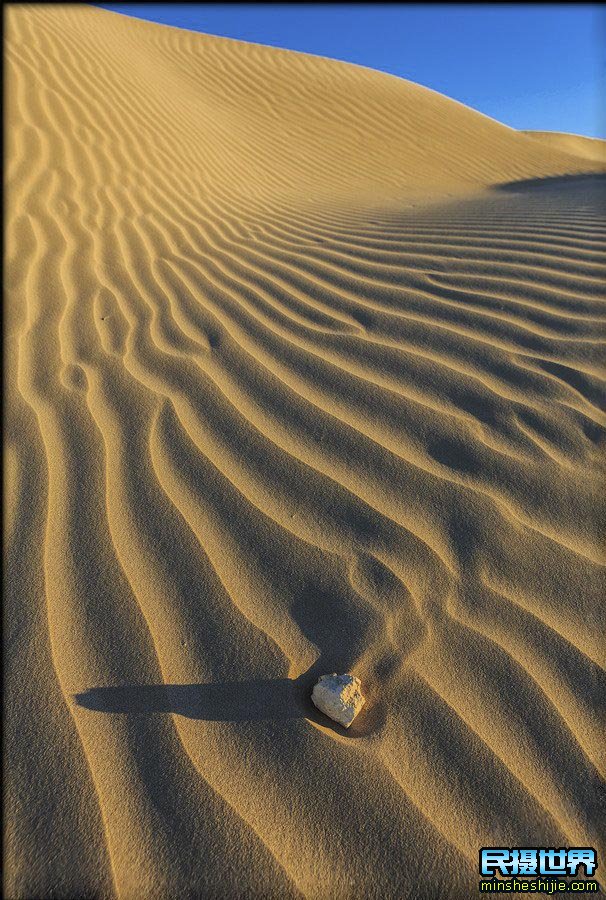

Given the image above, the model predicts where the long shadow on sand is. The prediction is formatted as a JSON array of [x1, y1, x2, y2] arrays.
[[75, 674, 386, 736], [494, 172, 606, 194], [75, 679, 309, 721]]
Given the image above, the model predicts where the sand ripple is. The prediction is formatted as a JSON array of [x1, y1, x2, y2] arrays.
[[5, 5, 606, 898]]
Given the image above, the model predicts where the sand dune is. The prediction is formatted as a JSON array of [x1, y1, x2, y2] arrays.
[[524, 130, 606, 164], [5, 5, 606, 898]]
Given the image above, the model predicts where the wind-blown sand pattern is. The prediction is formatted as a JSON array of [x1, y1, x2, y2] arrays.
[[5, 5, 606, 898]]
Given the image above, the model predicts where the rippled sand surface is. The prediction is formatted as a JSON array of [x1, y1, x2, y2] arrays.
[[5, 5, 606, 898]]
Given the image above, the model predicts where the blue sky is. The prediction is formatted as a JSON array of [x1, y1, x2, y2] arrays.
[[96, 4, 605, 138]]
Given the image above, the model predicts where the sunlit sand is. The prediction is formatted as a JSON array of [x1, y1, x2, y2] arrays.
[[5, 5, 605, 897]]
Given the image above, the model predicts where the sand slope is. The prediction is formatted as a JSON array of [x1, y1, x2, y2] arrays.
[[524, 130, 606, 164], [5, 5, 606, 899]]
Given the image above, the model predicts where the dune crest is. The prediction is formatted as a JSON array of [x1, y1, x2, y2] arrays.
[[5, 5, 606, 898], [523, 131, 606, 164]]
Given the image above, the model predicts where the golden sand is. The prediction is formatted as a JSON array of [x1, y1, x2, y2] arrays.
[[5, 5, 605, 898]]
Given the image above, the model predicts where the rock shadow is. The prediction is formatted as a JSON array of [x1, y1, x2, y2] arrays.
[[75, 672, 385, 737]]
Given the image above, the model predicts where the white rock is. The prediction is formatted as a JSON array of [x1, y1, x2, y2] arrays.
[[311, 673, 365, 728]]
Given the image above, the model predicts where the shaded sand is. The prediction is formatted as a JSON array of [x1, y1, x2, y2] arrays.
[[4, 5, 606, 898]]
